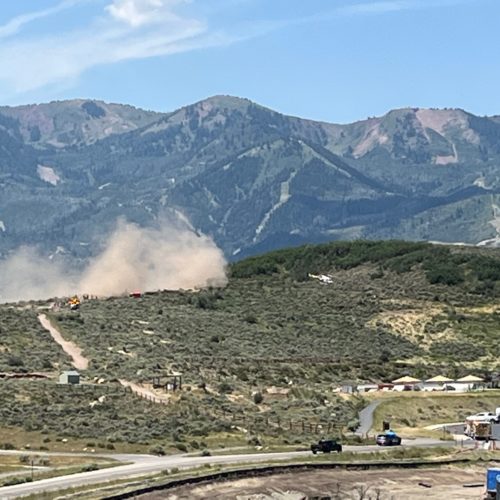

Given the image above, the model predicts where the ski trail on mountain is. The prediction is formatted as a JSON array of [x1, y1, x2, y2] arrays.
[[253, 170, 297, 243]]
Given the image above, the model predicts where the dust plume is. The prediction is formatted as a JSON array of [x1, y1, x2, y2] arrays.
[[0, 221, 227, 303], [0, 247, 79, 303], [78, 220, 227, 296]]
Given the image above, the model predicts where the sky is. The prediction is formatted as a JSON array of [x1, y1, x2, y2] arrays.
[[0, 0, 498, 123]]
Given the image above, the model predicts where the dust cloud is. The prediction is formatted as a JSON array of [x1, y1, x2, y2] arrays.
[[0, 221, 227, 303]]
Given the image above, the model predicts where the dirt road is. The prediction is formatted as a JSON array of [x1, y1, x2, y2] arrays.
[[38, 314, 89, 370], [118, 379, 170, 403]]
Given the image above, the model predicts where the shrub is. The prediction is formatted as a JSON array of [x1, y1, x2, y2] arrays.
[[218, 382, 233, 394], [347, 419, 360, 432], [149, 445, 166, 456], [253, 392, 264, 404], [81, 463, 99, 472], [247, 436, 261, 446], [425, 263, 464, 285], [7, 355, 24, 367]]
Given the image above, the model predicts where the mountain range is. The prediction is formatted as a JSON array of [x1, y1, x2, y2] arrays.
[[1, 95, 500, 261]]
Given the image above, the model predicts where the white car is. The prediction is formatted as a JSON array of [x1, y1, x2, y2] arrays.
[[466, 412, 498, 422]]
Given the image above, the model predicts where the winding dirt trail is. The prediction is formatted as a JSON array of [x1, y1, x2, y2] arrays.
[[38, 314, 89, 370], [38, 313, 168, 404], [118, 379, 170, 404]]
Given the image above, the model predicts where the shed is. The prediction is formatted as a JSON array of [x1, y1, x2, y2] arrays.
[[378, 383, 395, 392], [59, 370, 80, 385], [357, 384, 379, 393], [340, 385, 356, 394], [449, 374, 484, 392], [423, 375, 453, 391], [392, 376, 422, 391]]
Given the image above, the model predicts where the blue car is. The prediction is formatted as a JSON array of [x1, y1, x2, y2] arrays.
[[376, 432, 402, 446]]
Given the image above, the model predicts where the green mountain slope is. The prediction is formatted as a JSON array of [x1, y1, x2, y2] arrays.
[[2, 96, 500, 260]]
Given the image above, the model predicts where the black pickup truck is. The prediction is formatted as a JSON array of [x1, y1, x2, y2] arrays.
[[310, 439, 342, 454]]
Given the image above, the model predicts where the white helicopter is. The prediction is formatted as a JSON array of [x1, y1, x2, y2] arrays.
[[308, 273, 333, 284]]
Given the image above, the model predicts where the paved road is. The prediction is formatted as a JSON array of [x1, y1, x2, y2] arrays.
[[0, 438, 470, 499], [356, 399, 382, 435]]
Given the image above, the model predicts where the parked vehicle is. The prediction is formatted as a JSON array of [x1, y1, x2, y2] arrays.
[[466, 412, 498, 423], [310, 439, 342, 454], [376, 432, 402, 446]]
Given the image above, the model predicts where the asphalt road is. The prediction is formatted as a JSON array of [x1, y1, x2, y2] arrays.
[[0, 437, 470, 499], [356, 399, 382, 436]]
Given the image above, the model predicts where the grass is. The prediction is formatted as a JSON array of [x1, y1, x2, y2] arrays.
[[0, 307, 71, 372], [371, 391, 500, 436], [0, 455, 24, 474], [0, 453, 119, 487], [0, 379, 360, 452]]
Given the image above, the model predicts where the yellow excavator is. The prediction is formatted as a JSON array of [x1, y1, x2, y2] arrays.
[[68, 296, 80, 310]]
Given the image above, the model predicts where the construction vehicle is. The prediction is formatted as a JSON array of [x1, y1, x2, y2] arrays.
[[68, 296, 80, 311], [465, 420, 492, 440]]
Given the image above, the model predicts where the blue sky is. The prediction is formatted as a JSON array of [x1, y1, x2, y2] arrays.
[[0, 0, 498, 123]]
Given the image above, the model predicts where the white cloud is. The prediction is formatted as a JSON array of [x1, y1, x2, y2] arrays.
[[338, 1, 412, 15], [106, 0, 173, 27], [0, 0, 478, 97], [337, 0, 476, 16], [0, 0, 212, 94], [0, 0, 85, 39]]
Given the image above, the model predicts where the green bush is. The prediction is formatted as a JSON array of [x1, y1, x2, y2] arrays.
[[253, 392, 264, 404], [81, 463, 99, 472], [149, 445, 166, 456]]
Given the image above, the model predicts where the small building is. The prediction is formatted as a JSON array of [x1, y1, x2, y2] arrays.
[[392, 376, 422, 391], [378, 383, 395, 392], [339, 385, 356, 394], [449, 374, 484, 392], [59, 370, 80, 385], [357, 384, 379, 393], [423, 375, 454, 391]]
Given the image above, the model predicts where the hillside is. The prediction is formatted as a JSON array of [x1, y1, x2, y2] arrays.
[[0, 100, 162, 148], [2, 241, 500, 450], [1, 97, 500, 260]]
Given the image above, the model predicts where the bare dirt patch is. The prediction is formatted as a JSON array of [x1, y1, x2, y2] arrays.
[[367, 307, 451, 346], [38, 314, 89, 370], [141, 466, 486, 499]]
